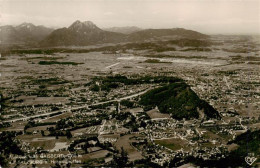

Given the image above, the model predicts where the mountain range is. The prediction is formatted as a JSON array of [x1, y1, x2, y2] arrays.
[[0, 23, 53, 45], [0, 20, 209, 47]]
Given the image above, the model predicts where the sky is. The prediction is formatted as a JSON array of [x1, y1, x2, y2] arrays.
[[1, 0, 260, 34]]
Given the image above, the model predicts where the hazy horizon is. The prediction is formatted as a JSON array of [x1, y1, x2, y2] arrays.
[[1, 0, 260, 35]]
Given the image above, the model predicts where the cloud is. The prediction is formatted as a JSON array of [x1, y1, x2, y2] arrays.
[[125, 10, 134, 15], [104, 12, 115, 16]]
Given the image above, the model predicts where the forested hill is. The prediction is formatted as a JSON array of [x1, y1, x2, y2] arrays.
[[139, 82, 220, 120]]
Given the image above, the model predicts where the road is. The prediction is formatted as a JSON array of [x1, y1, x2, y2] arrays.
[[235, 116, 247, 130], [223, 76, 230, 89], [105, 62, 120, 69], [4, 88, 151, 123]]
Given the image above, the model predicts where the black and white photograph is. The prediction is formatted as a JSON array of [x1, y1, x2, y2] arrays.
[[0, 0, 259, 167]]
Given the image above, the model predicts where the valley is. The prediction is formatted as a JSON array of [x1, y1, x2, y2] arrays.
[[0, 20, 259, 167]]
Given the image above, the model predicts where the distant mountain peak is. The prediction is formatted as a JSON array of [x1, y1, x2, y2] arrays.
[[73, 20, 81, 24], [69, 20, 101, 32], [18, 22, 35, 28]]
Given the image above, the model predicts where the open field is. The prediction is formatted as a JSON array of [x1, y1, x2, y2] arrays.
[[115, 134, 144, 161], [147, 109, 171, 119], [71, 125, 100, 136], [13, 96, 68, 106], [154, 138, 189, 151], [81, 150, 109, 161], [41, 112, 73, 123], [27, 125, 54, 132]]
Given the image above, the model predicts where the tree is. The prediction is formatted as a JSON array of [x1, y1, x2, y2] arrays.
[[140, 121, 147, 128], [51, 163, 61, 168], [90, 84, 100, 92], [0, 131, 24, 167], [66, 130, 72, 139], [41, 130, 45, 136], [113, 147, 129, 167], [0, 154, 8, 167], [66, 163, 71, 168], [169, 157, 182, 167]]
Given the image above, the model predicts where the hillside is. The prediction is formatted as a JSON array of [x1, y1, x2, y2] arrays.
[[103, 26, 142, 34], [127, 28, 209, 42], [139, 82, 220, 120]]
